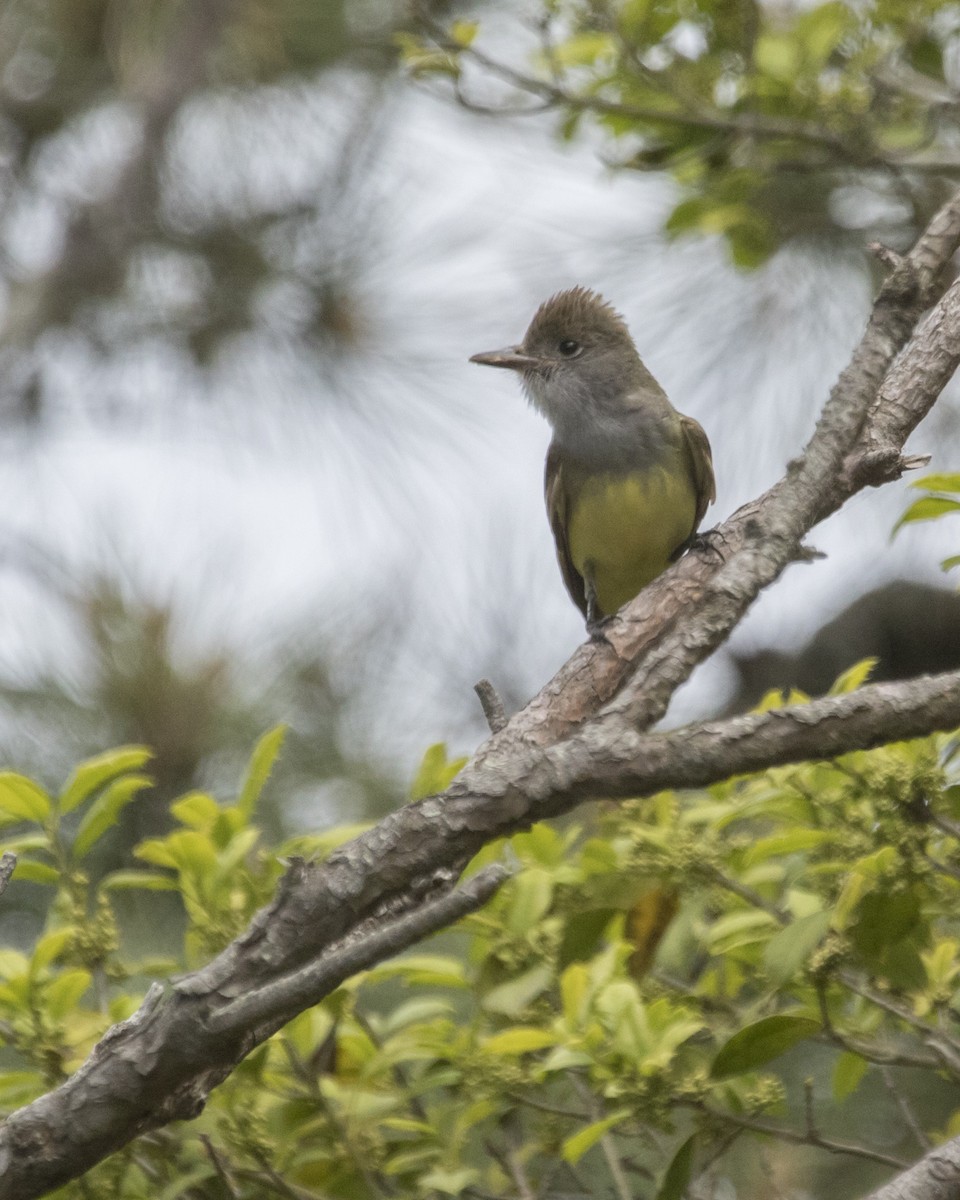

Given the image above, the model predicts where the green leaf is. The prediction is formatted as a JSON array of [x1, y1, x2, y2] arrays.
[[418, 1167, 480, 1196], [170, 791, 220, 831], [59, 746, 152, 815], [73, 774, 151, 858], [238, 726, 286, 820], [0, 834, 49, 855], [13, 860, 59, 885], [481, 1027, 558, 1055], [795, 2, 852, 65], [506, 868, 553, 935], [764, 911, 832, 984], [449, 20, 478, 47], [0, 774, 50, 824], [482, 964, 553, 1017], [941, 554, 960, 573], [658, 1135, 696, 1200], [135, 839, 178, 869], [559, 908, 617, 968], [562, 1110, 631, 1164], [99, 869, 178, 891], [829, 657, 877, 694], [553, 31, 614, 68], [832, 1051, 868, 1102], [755, 33, 801, 81], [893, 495, 960, 535], [711, 1015, 820, 1079], [0, 950, 28, 979], [45, 969, 91, 1018], [32, 929, 72, 973], [849, 890, 927, 988], [410, 743, 467, 800], [910, 472, 960, 493]]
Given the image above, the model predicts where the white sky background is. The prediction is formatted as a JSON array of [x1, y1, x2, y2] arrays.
[[2, 58, 959, 813]]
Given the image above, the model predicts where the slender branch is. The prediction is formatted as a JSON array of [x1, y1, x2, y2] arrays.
[[0, 852, 17, 896], [208, 864, 511, 1035], [865, 1133, 960, 1200], [880, 1067, 932, 1153], [417, 9, 858, 157], [571, 1078, 632, 1200], [474, 678, 508, 733], [199, 1135, 241, 1200], [692, 1102, 910, 1170]]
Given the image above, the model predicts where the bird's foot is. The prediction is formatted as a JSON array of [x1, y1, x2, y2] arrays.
[[586, 613, 614, 644], [686, 526, 726, 563]]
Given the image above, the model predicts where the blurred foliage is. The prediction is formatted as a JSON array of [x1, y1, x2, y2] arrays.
[[2, 675, 960, 1196], [412, 0, 960, 265], [0, 0, 434, 420], [0, 562, 397, 857]]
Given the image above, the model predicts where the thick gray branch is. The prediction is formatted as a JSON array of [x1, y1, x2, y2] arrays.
[[865, 1133, 960, 1200], [2, 189, 960, 1198]]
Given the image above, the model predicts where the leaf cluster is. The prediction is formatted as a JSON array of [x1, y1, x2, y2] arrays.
[[2, 675, 960, 1196], [412, 0, 960, 265]]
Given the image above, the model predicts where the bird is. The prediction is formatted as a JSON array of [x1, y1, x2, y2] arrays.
[[470, 286, 715, 632]]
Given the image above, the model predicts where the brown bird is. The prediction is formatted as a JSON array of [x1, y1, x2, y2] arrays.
[[471, 287, 715, 630]]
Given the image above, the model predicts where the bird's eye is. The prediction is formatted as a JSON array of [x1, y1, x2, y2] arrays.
[[558, 339, 582, 357]]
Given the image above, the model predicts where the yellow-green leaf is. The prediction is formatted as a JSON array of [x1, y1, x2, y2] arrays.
[[170, 791, 220, 831], [59, 746, 151, 815], [45, 969, 91, 1019], [100, 869, 178, 891], [74, 774, 151, 858], [238, 726, 286, 820], [832, 1051, 867, 1102], [0, 775, 50, 824], [829, 658, 877, 694], [562, 1110, 631, 1164], [481, 1028, 558, 1055], [410, 743, 467, 800], [893, 495, 960, 535]]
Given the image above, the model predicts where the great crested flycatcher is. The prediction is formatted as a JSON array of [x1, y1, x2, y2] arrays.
[[471, 286, 716, 630]]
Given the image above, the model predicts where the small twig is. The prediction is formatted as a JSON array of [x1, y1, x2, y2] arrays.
[[838, 971, 960, 1063], [505, 1091, 590, 1121], [245, 1154, 327, 1200], [868, 242, 905, 272], [930, 812, 960, 840], [692, 1102, 910, 1170], [880, 1066, 932, 1152], [0, 852, 17, 897], [815, 981, 938, 1069], [571, 1078, 632, 1200], [199, 1135, 241, 1200], [483, 1139, 536, 1200], [803, 1079, 818, 1139], [706, 867, 789, 924], [474, 678, 508, 733], [354, 1009, 429, 1123], [209, 864, 510, 1035]]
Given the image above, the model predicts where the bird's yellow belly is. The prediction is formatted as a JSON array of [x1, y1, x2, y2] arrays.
[[568, 467, 696, 617]]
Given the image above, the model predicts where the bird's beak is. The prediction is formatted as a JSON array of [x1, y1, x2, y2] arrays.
[[469, 346, 539, 370]]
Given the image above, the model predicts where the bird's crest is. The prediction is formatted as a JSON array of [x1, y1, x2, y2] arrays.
[[526, 286, 630, 347]]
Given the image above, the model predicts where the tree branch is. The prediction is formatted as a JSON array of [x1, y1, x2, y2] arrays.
[[864, 1134, 960, 1200], [2, 183, 960, 1199]]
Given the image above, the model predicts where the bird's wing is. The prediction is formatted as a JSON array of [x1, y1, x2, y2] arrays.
[[679, 413, 716, 532], [544, 442, 588, 618]]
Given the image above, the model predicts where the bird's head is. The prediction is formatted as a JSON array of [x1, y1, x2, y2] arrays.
[[470, 287, 643, 430]]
